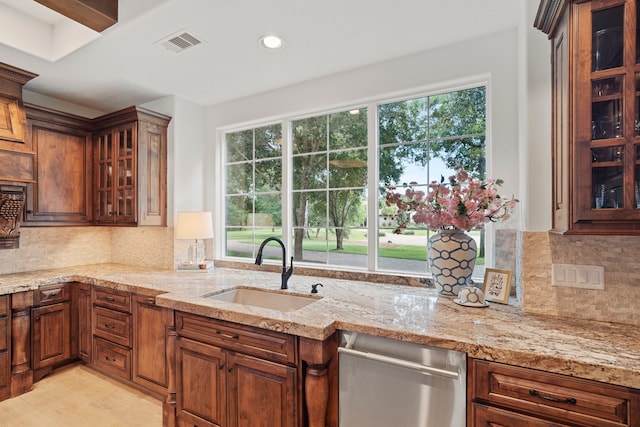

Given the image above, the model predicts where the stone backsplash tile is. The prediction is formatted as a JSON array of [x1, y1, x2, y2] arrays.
[[0, 226, 175, 274], [0, 227, 112, 274], [111, 227, 175, 269], [522, 231, 640, 326]]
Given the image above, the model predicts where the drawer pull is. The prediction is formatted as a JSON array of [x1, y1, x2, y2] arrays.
[[105, 296, 116, 302], [105, 356, 116, 362], [215, 330, 240, 339], [104, 323, 116, 329], [529, 389, 577, 405]]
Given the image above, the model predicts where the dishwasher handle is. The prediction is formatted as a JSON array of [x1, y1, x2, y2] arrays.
[[338, 346, 460, 380]]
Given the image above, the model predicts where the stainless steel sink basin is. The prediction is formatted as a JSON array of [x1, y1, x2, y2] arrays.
[[204, 287, 320, 312]]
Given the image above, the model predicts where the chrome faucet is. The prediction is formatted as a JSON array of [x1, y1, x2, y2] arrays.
[[255, 237, 293, 290]]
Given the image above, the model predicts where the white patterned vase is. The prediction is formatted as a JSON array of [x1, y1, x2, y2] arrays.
[[428, 229, 477, 297]]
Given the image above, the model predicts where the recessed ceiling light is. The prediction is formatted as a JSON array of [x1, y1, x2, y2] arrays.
[[259, 35, 284, 50]]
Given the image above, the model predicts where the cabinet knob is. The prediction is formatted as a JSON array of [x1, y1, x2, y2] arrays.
[[219, 364, 224, 370], [227, 367, 233, 373], [35, 316, 40, 321]]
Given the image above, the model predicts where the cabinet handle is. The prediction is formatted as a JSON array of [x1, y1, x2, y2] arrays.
[[227, 367, 233, 373], [35, 316, 40, 321], [105, 356, 116, 362], [219, 364, 225, 370], [104, 323, 116, 329], [105, 296, 116, 302], [529, 389, 577, 405], [215, 330, 239, 339]]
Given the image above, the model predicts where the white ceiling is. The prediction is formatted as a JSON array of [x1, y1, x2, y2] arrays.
[[0, 0, 523, 114]]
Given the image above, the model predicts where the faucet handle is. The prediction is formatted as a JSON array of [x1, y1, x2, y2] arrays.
[[311, 283, 324, 294]]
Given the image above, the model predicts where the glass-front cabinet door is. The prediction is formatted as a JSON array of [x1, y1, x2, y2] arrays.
[[94, 123, 137, 224], [572, 0, 640, 232]]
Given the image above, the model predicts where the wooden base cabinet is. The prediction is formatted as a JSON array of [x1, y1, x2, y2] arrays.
[[32, 284, 73, 382], [132, 294, 173, 398], [77, 283, 91, 363], [227, 351, 296, 427], [469, 359, 640, 427], [177, 337, 226, 427], [0, 295, 9, 402], [175, 313, 298, 427], [91, 286, 132, 381]]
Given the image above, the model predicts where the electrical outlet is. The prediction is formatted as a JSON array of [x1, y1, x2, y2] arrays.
[[551, 264, 605, 290]]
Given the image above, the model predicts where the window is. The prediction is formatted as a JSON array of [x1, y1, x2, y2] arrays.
[[222, 86, 487, 277], [291, 109, 368, 267], [224, 124, 282, 257], [377, 87, 487, 277]]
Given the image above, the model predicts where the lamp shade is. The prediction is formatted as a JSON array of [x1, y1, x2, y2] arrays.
[[175, 211, 213, 240]]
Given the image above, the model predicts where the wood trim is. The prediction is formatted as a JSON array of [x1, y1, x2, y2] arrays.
[[0, 63, 37, 86], [299, 334, 338, 427], [34, 0, 118, 32], [24, 103, 93, 131], [535, 0, 570, 36], [92, 106, 171, 131]]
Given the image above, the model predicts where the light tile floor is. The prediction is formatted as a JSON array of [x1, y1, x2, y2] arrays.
[[0, 363, 162, 426]]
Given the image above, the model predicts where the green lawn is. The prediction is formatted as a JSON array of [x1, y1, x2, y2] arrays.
[[226, 229, 485, 264]]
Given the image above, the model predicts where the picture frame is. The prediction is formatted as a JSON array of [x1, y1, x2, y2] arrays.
[[482, 268, 512, 304]]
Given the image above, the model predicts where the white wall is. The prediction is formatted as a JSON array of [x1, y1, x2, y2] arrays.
[[523, 1, 553, 231], [206, 27, 522, 235], [23, 88, 108, 118]]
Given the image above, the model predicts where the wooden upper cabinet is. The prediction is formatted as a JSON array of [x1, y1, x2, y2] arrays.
[[93, 106, 169, 226], [23, 104, 94, 225], [537, 0, 640, 234]]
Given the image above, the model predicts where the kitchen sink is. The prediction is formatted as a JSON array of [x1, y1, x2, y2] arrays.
[[204, 287, 320, 312]]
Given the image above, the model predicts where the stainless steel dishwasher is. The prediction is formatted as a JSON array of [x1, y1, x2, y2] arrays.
[[339, 331, 466, 427]]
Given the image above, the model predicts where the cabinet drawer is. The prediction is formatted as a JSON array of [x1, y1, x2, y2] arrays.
[[177, 312, 297, 365], [34, 284, 69, 306], [93, 287, 131, 313], [93, 306, 131, 347], [471, 360, 640, 427], [177, 413, 218, 427], [93, 337, 131, 381], [472, 403, 572, 426]]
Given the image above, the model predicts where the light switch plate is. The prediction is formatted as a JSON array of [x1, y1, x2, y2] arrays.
[[551, 264, 605, 290]]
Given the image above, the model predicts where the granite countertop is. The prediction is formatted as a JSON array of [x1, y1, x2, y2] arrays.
[[1, 263, 639, 390]]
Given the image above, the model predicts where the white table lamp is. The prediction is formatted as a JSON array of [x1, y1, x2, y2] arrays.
[[176, 211, 213, 267]]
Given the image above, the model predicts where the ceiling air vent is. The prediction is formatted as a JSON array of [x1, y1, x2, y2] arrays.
[[157, 30, 203, 53]]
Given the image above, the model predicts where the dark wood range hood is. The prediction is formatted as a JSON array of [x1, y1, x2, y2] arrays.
[[0, 62, 38, 248]]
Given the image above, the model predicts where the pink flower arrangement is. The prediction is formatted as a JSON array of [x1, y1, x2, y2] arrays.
[[385, 166, 518, 232]]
